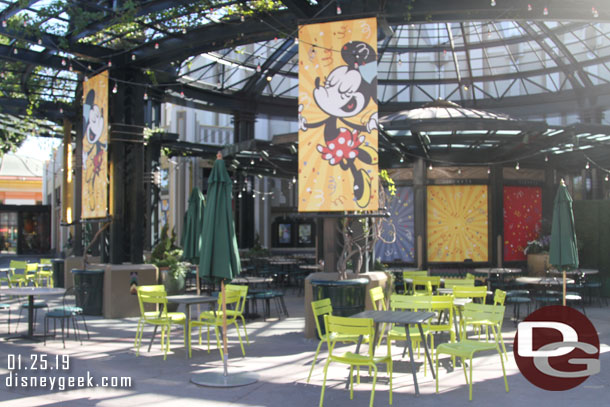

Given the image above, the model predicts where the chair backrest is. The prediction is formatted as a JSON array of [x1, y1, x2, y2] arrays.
[[465, 273, 476, 280], [390, 293, 433, 311], [311, 298, 333, 339], [453, 286, 487, 303], [369, 286, 386, 311], [390, 294, 453, 333], [137, 285, 169, 320], [215, 289, 242, 311], [402, 270, 428, 279], [324, 315, 374, 357], [9, 260, 26, 271], [493, 289, 507, 306], [226, 284, 248, 313], [25, 263, 38, 274], [444, 278, 475, 288], [412, 276, 441, 295], [39, 258, 52, 265], [462, 303, 506, 339]]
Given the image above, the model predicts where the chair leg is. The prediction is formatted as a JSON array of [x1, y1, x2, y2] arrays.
[[214, 326, 223, 359], [349, 366, 354, 399], [307, 340, 325, 383], [234, 321, 246, 356], [468, 357, 473, 401], [239, 315, 249, 344], [61, 318, 66, 349], [319, 359, 331, 407], [80, 315, 90, 339], [369, 365, 378, 407]]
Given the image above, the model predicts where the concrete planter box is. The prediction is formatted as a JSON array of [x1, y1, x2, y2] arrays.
[[303, 271, 388, 338], [527, 253, 549, 276]]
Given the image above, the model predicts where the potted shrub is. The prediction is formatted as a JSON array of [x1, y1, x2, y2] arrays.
[[524, 235, 550, 276], [151, 225, 188, 308]]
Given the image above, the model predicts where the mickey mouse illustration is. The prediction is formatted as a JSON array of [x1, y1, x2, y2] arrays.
[[82, 89, 107, 211], [299, 41, 378, 208]]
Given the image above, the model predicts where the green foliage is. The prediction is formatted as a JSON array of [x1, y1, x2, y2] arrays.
[[151, 225, 187, 279], [247, 233, 270, 257], [0, 129, 27, 155]]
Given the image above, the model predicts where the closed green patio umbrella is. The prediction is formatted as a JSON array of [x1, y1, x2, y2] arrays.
[[182, 187, 205, 293], [192, 152, 256, 388], [549, 179, 579, 306]]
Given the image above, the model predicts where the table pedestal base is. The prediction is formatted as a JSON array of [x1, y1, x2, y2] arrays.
[[190, 371, 258, 387]]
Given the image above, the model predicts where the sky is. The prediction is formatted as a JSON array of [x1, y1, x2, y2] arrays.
[[15, 135, 62, 162]]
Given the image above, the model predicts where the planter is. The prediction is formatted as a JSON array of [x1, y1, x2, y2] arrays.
[[527, 253, 549, 276], [161, 269, 186, 311]]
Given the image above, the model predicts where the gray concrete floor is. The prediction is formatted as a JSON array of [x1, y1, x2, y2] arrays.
[[0, 290, 608, 407]]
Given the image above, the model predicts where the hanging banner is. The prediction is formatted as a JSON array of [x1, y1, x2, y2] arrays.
[[427, 185, 489, 262], [298, 18, 378, 212], [503, 186, 542, 261], [375, 186, 415, 262], [82, 72, 109, 219]]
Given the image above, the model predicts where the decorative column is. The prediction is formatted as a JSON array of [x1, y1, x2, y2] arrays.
[[413, 158, 426, 268]]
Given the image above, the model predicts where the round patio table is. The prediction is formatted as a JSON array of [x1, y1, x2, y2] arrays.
[[473, 267, 522, 289], [2, 287, 65, 340]]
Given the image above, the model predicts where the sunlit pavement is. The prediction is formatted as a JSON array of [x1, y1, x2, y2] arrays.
[[0, 290, 608, 406]]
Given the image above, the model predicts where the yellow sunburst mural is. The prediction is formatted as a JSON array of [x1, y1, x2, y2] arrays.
[[427, 185, 489, 262], [297, 18, 379, 212]]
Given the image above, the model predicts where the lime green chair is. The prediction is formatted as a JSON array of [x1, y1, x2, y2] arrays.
[[443, 278, 475, 289], [7, 260, 28, 287], [462, 289, 508, 360], [135, 285, 187, 360], [319, 315, 393, 407], [369, 286, 388, 347], [453, 286, 487, 303], [402, 271, 428, 294], [387, 294, 432, 373], [36, 259, 54, 287], [411, 276, 441, 296], [197, 285, 249, 344], [307, 298, 369, 383], [189, 289, 245, 359], [435, 303, 509, 401], [24, 263, 39, 286]]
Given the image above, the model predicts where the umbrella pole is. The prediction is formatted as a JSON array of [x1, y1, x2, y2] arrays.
[[196, 266, 200, 295], [563, 270, 567, 306], [222, 279, 229, 377]]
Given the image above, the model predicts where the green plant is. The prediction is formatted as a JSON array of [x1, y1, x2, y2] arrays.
[[247, 233, 270, 258], [523, 235, 551, 255], [151, 225, 187, 280]]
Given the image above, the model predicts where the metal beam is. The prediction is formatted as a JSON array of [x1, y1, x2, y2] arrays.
[[279, 0, 318, 18]]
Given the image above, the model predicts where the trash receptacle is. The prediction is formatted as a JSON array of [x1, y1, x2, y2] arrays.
[[311, 278, 368, 338], [51, 259, 65, 288], [71, 269, 104, 315]]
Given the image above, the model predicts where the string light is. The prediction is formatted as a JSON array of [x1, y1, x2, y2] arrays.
[[108, 60, 112, 67], [605, 174, 609, 182], [428, 163, 433, 171], [336, 5, 342, 15], [292, 176, 297, 184], [1, 20, 6, 28], [545, 155, 549, 162], [37, 38, 42, 45], [238, 192, 242, 198], [266, 75, 272, 82], [240, 15, 245, 22], [457, 168, 462, 175], [397, 54, 402, 66], [515, 162, 520, 170], [528, 4, 532, 11], [399, 156, 404, 163], [112, 83, 118, 93], [256, 61, 261, 72], [250, 159, 255, 165], [490, 0, 496, 6], [180, 91, 184, 97], [543, 7, 549, 16], [586, 161, 590, 169], [487, 167, 491, 174], [294, 37, 299, 45], [61, 58, 66, 66], [131, 54, 136, 61], [143, 91, 148, 100], [592, 7, 599, 18], [13, 48, 17, 54], [154, 43, 159, 49]]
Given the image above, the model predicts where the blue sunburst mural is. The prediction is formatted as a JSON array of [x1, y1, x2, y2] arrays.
[[375, 186, 415, 262]]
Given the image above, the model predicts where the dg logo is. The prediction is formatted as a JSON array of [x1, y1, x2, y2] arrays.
[[514, 306, 600, 391]]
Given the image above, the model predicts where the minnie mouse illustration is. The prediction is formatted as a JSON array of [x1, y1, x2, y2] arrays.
[[299, 41, 378, 208], [82, 89, 108, 211]]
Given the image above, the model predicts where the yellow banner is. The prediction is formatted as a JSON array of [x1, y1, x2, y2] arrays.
[[82, 72, 109, 219], [61, 119, 73, 224], [298, 18, 378, 212], [427, 185, 489, 262]]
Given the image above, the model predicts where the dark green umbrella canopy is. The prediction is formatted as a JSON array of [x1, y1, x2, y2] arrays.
[[549, 181, 579, 270], [199, 157, 241, 280], [181, 187, 206, 263]]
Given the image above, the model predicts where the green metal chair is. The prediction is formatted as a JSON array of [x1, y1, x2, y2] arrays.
[[319, 315, 393, 407]]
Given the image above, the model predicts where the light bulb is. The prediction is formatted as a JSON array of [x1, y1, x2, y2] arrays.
[[131, 54, 136, 61], [515, 162, 520, 170], [262, 196, 265, 201], [487, 167, 491, 175], [256, 63, 261, 72], [112, 84, 118, 94], [266, 75, 272, 82], [143, 92, 148, 100], [292, 176, 297, 184], [154, 42, 159, 49], [182, 28, 187, 34], [490, 0, 496, 6], [528, 4, 532, 11], [543, 7, 548, 16], [586, 162, 590, 169], [458, 168, 462, 175], [38, 39, 42, 45], [336, 5, 342, 15], [273, 169, 277, 175], [238, 192, 242, 198], [180, 91, 184, 97], [545, 155, 549, 162], [240, 15, 245, 22], [399, 156, 404, 163], [61, 59, 66, 66], [250, 159, 255, 165], [2, 20, 6, 28], [294, 37, 299, 45], [13, 48, 17, 54], [108, 60, 112, 67], [605, 174, 609, 182], [428, 164, 433, 171], [592, 7, 599, 18]]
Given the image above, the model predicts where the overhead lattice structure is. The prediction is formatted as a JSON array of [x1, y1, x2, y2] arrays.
[[1, 0, 610, 169]]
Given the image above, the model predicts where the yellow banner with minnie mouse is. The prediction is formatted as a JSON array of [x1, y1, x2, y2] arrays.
[[298, 18, 378, 212], [82, 72, 109, 219]]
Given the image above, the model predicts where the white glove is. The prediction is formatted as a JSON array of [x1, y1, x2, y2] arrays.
[[82, 150, 89, 170], [366, 112, 378, 133], [298, 104, 307, 131]]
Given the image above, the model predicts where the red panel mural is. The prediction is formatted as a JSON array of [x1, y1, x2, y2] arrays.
[[503, 186, 542, 261]]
